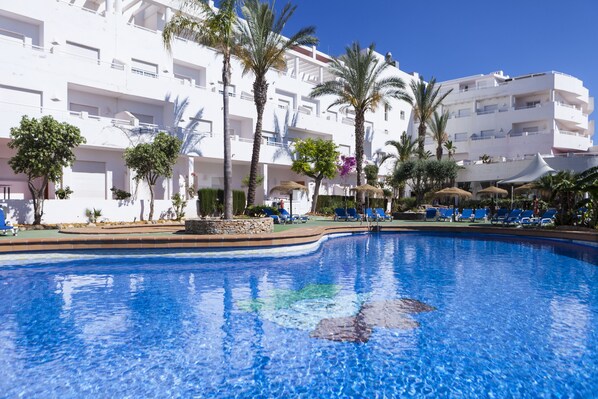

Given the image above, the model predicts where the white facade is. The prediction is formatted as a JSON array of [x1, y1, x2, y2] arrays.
[[0, 0, 415, 223], [426, 70, 594, 162], [422, 71, 597, 189], [0, 1, 595, 223]]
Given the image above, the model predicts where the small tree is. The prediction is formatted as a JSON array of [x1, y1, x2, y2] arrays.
[[363, 164, 379, 186], [393, 159, 458, 206], [124, 132, 182, 221], [8, 115, 86, 224], [291, 138, 340, 213]]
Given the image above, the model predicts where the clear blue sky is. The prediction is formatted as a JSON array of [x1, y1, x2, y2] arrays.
[[275, 0, 597, 143]]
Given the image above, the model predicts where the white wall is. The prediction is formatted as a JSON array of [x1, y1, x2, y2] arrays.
[[1, 198, 198, 225]]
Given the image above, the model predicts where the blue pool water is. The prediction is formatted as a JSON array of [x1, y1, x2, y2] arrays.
[[0, 233, 597, 398]]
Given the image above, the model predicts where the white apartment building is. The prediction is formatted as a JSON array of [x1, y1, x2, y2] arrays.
[[0, 1, 595, 223], [424, 71, 597, 188], [0, 0, 415, 223]]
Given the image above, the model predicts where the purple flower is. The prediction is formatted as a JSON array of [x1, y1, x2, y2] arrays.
[[338, 155, 356, 177]]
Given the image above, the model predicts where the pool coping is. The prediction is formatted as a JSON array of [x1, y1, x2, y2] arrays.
[[0, 224, 596, 254]]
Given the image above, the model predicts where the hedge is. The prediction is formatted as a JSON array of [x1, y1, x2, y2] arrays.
[[197, 188, 246, 217]]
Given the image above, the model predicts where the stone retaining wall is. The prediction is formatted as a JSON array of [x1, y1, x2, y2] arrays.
[[185, 218, 273, 235], [393, 212, 425, 221]]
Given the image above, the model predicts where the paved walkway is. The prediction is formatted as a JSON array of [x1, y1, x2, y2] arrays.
[[0, 218, 596, 253]]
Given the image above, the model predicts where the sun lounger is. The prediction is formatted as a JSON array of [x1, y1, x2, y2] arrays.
[[438, 208, 458, 222], [334, 208, 350, 221], [365, 208, 381, 222], [425, 208, 439, 221], [521, 208, 557, 227], [280, 208, 308, 223], [262, 208, 283, 224], [0, 209, 17, 236], [502, 209, 523, 226], [473, 208, 488, 222], [490, 208, 508, 225], [347, 208, 363, 221], [375, 208, 392, 221], [458, 208, 473, 222]]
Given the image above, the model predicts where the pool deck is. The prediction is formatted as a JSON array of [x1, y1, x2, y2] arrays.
[[0, 219, 596, 254]]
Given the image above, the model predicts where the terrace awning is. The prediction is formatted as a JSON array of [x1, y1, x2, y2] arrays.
[[498, 153, 556, 184]]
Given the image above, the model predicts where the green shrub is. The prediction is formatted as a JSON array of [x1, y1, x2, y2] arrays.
[[55, 186, 73, 200], [171, 193, 187, 221], [111, 186, 131, 200], [393, 197, 417, 212], [233, 190, 246, 215], [246, 205, 279, 217], [197, 188, 247, 217]]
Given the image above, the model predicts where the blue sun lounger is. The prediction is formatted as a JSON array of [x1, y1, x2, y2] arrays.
[[280, 208, 308, 223], [347, 208, 363, 221], [365, 208, 381, 222], [490, 208, 509, 225], [425, 208, 439, 221], [521, 208, 557, 227], [473, 208, 488, 222], [0, 209, 17, 236], [334, 208, 350, 221], [458, 208, 473, 222], [375, 208, 392, 221], [502, 209, 523, 226]]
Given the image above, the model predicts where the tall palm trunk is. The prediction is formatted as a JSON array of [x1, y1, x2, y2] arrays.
[[354, 110, 365, 187], [246, 77, 268, 207], [417, 123, 426, 158], [436, 144, 443, 161], [222, 53, 233, 220]]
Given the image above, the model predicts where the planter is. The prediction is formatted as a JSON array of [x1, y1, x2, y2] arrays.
[[185, 217, 274, 235], [393, 212, 425, 221]]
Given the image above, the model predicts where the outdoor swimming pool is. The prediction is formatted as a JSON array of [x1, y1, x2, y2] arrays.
[[0, 233, 597, 397]]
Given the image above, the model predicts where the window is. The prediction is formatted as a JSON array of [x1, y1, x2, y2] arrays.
[[66, 41, 100, 64], [69, 102, 99, 116], [526, 100, 541, 108], [131, 113, 154, 124], [400, 111, 405, 120], [278, 99, 290, 110], [131, 59, 158, 78], [384, 104, 389, 121], [218, 82, 236, 97]]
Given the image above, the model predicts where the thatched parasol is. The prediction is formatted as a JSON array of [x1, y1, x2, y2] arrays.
[[434, 187, 472, 198], [477, 186, 508, 196], [350, 184, 384, 195], [350, 184, 384, 209], [513, 182, 537, 193], [434, 187, 472, 222], [269, 181, 308, 220]]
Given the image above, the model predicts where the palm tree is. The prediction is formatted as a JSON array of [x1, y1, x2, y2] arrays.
[[310, 42, 411, 187], [410, 76, 452, 158], [443, 140, 456, 160], [163, 0, 240, 219], [427, 110, 449, 160], [575, 166, 598, 227], [237, 0, 317, 207], [380, 131, 417, 166], [379, 131, 416, 199]]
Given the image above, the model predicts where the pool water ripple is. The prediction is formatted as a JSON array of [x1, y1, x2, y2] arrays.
[[0, 233, 597, 397]]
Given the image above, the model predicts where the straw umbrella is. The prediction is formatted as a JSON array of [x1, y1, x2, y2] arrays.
[[477, 185, 508, 217], [269, 181, 307, 221], [350, 184, 384, 210], [513, 182, 537, 194], [434, 187, 473, 222], [477, 186, 508, 196]]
